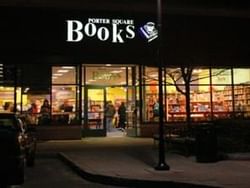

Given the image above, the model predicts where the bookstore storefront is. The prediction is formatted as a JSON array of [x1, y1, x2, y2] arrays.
[[1, 6, 250, 138], [1, 65, 250, 138], [51, 64, 137, 137], [143, 67, 250, 122], [52, 65, 250, 125]]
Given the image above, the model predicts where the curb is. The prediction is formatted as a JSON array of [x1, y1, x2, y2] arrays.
[[58, 153, 221, 188]]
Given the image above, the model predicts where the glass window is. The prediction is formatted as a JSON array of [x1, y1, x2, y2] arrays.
[[143, 67, 159, 122], [52, 86, 76, 112], [233, 68, 250, 84], [145, 87, 158, 122], [52, 66, 76, 84], [85, 66, 126, 86], [145, 67, 158, 85], [190, 87, 211, 121], [234, 85, 250, 118], [51, 86, 76, 125], [128, 67, 132, 85], [0, 87, 14, 112], [167, 87, 186, 122], [212, 68, 232, 85], [191, 68, 210, 85], [212, 85, 232, 119]]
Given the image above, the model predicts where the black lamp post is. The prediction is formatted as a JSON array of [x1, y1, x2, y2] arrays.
[[155, 0, 170, 171]]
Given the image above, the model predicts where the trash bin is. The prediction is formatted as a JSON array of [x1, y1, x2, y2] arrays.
[[195, 124, 218, 163]]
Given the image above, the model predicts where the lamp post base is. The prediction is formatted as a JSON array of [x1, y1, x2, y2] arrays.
[[155, 162, 170, 171]]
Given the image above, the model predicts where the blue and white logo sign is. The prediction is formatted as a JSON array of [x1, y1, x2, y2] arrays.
[[139, 22, 158, 42]]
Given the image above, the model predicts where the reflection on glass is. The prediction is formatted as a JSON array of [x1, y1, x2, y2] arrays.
[[212, 68, 232, 85], [51, 86, 76, 125], [52, 66, 76, 84], [145, 67, 158, 85], [85, 66, 126, 86], [233, 68, 250, 84], [87, 89, 104, 130]]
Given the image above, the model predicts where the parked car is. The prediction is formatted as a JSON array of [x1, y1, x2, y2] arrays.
[[0, 113, 37, 186]]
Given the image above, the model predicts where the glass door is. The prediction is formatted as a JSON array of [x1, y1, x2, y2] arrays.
[[84, 87, 106, 136]]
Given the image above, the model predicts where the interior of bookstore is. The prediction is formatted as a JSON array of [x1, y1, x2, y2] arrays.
[[0, 65, 250, 129]]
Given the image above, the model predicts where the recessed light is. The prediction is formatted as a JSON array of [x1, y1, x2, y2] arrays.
[[62, 66, 74, 69], [111, 70, 122, 73], [53, 73, 63, 76], [58, 69, 69, 73]]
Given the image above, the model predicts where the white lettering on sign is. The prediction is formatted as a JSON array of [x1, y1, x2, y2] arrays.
[[66, 18, 135, 43], [66, 20, 83, 42]]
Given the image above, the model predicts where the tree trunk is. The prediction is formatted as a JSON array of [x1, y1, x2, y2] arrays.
[[185, 83, 191, 130]]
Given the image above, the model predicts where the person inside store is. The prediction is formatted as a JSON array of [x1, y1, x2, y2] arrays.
[[60, 99, 73, 112], [39, 99, 51, 125], [118, 102, 126, 131], [27, 102, 39, 124], [3, 102, 14, 112], [104, 101, 116, 132], [59, 99, 73, 124], [153, 100, 159, 120]]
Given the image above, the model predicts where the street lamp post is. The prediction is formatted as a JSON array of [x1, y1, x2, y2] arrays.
[[155, 0, 170, 171]]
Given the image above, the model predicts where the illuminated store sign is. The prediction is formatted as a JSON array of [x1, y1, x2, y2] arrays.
[[92, 71, 121, 80], [66, 18, 157, 43]]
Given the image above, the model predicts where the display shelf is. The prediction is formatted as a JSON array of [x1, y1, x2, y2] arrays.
[[224, 85, 250, 116]]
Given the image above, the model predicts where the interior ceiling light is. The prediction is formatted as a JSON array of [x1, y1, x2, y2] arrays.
[[58, 69, 69, 73], [53, 73, 63, 76], [62, 66, 74, 69], [150, 74, 158, 77], [105, 64, 112, 66], [111, 70, 123, 73], [193, 69, 202, 73]]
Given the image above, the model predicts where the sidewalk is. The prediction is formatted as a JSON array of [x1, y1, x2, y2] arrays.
[[37, 137, 250, 188]]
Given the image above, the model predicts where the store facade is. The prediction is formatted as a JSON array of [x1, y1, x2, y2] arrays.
[[1, 64, 250, 138], [1, 3, 250, 139]]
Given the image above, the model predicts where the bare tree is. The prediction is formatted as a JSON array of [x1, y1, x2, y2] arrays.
[[166, 67, 229, 129], [144, 67, 230, 129]]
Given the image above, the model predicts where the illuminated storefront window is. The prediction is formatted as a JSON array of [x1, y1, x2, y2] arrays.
[[81, 64, 136, 132], [52, 66, 77, 125], [165, 68, 211, 122], [211, 68, 233, 119], [212, 68, 232, 85], [52, 66, 76, 84], [0, 87, 15, 112], [84, 66, 127, 86], [233, 68, 250, 117], [141, 67, 250, 122], [51, 65, 250, 127], [143, 67, 159, 121]]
